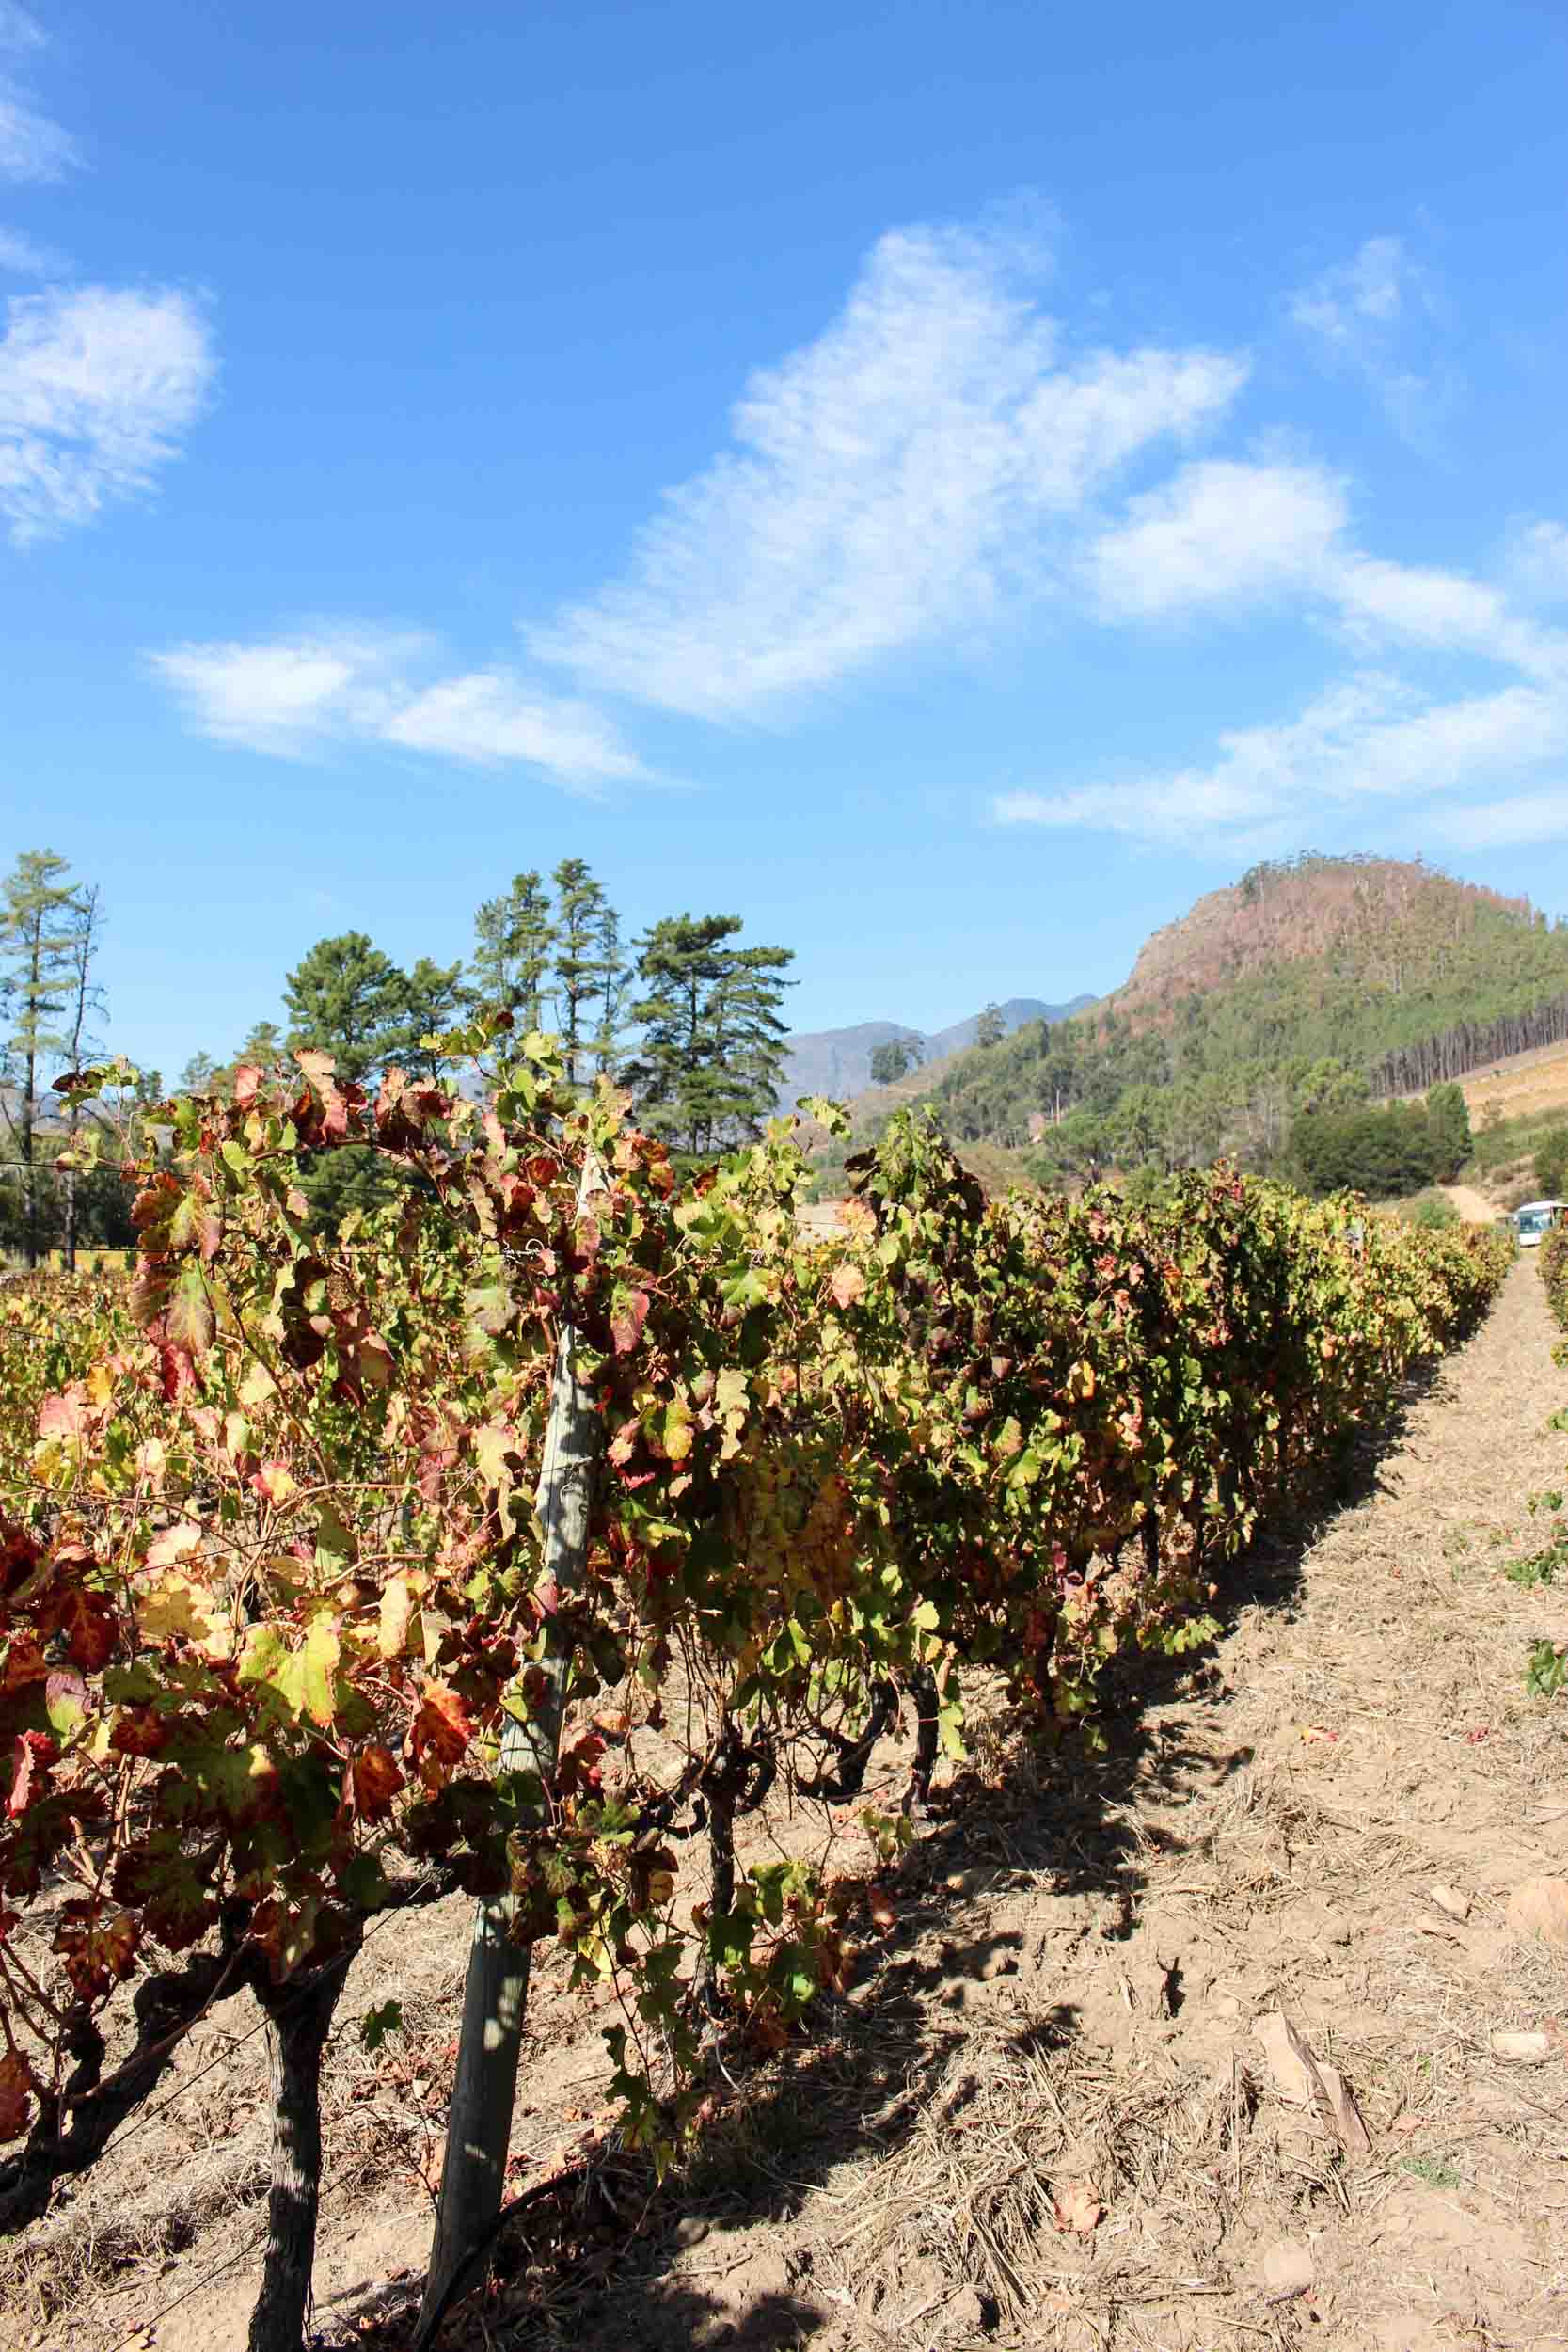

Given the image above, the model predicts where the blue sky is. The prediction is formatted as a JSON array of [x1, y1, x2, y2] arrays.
[[4, 0, 1567, 1080]]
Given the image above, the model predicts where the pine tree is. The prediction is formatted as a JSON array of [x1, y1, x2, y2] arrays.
[[626, 914, 793, 1160], [281, 937, 409, 1230], [283, 934, 409, 1088], [870, 1037, 920, 1087], [707, 936, 794, 1131], [395, 957, 469, 1079], [236, 1020, 286, 1071], [471, 873, 555, 1033], [0, 849, 80, 1265], [590, 901, 630, 1078], [625, 914, 727, 1157], [551, 859, 608, 1087]]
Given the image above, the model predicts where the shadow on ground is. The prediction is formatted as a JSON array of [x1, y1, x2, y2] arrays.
[[338, 1362, 1444, 2352]]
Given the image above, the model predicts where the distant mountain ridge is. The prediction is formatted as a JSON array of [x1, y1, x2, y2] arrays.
[[779, 995, 1096, 1106], [916, 852, 1568, 1169]]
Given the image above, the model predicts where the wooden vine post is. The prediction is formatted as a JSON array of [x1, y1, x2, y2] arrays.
[[415, 1149, 608, 2344]]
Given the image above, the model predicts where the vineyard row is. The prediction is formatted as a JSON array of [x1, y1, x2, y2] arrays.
[[0, 1034, 1515, 2349]]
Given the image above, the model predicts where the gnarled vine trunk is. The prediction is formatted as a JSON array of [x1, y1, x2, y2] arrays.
[[246, 1950, 355, 2352], [905, 1665, 940, 1813]]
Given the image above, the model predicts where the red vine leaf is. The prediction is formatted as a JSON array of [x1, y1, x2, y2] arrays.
[[6, 1731, 56, 1818], [409, 1685, 474, 1787], [351, 1745, 405, 1821], [0, 2051, 39, 2142], [609, 1286, 650, 1355]]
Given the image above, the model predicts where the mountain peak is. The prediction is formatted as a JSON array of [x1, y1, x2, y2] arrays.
[[1117, 853, 1535, 1017], [780, 995, 1096, 1105]]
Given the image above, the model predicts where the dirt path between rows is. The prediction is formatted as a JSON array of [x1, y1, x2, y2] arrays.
[[10, 1262, 1568, 2352], [557, 1254, 1565, 2352]]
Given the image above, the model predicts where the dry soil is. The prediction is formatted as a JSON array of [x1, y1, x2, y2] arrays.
[[8, 1257, 1568, 2352]]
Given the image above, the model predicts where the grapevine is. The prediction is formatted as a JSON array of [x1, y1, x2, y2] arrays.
[[0, 1037, 1513, 2347]]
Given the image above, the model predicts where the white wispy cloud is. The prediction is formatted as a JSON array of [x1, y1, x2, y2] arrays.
[[0, 282, 216, 544], [1505, 519, 1568, 607], [150, 627, 648, 789], [0, 3, 77, 184], [999, 425, 1568, 850], [1334, 552, 1564, 681], [151, 629, 427, 751], [0, 4, 46, 50], [531, 222, 1247, 720], [0, 85, 72, 182], [0, 18, 215, 545], [995, 675, 1411, 840], [1432, 790, 1568, 850], [1288, 234, 1455, 451], [1085, 457, 1565, 683], [380, 670, 647, 779], [995, 618, 1568, 849], [994, 669, 1568, 846], [150, 215, 1246, 784], [1290, 235, 1418, 344], [144, 205, 1553, 850], [0, 222, 59, 273], [1086, 455, 1347, 619]]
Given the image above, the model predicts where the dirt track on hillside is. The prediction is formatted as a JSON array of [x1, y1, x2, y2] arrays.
[[1439, 1183, 1499, 1223], [8, 1263, 1568, 2352]]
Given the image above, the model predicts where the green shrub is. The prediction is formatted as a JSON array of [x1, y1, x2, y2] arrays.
[[1404, 1191, 1459, 1230], [1289, 1102, 1445, 1198], [1427, 1083, 1473, 1180], [1533, 1127, 1568, 1197]]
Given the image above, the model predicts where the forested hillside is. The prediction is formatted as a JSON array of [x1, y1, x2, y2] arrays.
[[902, 855, 1568, 1190]]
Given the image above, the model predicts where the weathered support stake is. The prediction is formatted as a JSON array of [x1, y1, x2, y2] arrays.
[[415, 1151, 606, 2344]]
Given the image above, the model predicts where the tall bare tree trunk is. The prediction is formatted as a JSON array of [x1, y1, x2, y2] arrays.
[[60, 885, 104, 1274], [20, 1021, 37, 1269], [0, 853, 82, 1269]]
